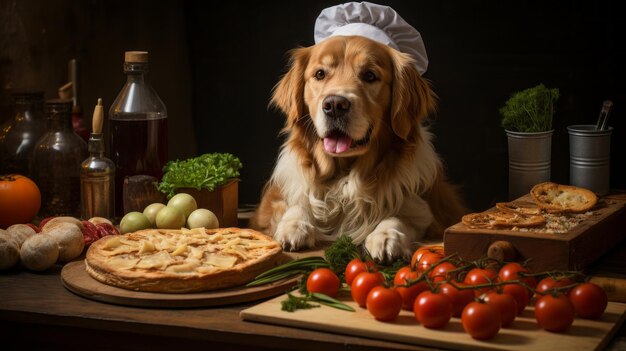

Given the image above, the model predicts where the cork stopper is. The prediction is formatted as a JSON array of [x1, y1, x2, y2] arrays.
[[92, 98, 104, 134], [124, 51, 149, 63]]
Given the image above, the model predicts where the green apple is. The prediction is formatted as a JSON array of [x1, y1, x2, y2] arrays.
[[187, 208, 219, 229], [143, 203, 166, 226], [167, 193, 197, 219], [120, 212, 152, 234], [156, 206, 186, 229]]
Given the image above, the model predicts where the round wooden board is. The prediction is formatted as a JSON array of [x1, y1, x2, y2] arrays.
[[61, 260, 300, 308]]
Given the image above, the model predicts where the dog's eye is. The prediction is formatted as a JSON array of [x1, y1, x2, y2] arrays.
[[315, 69, 326, 80], [361, 71, 378, 83]]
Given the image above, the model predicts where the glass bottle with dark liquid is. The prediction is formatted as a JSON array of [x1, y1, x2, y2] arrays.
[[109, 51, 168, 217]]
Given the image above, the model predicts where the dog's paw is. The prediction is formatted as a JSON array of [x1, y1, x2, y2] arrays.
[[273, 207, 317, 251], [364, 218, 413, 263]]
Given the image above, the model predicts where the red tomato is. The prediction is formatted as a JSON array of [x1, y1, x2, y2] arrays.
[[484, 291, 518, 327], [345, 258, 377, 285], [534, 294, 575, 332], [502, 283, 530, 315], [394, 267, 428, 310], [306, 268, 340, 297], [462, 301, 501, 340], [535, 276, 575, 298], [0, 174, 41, 229], [351, 271, 385, 308], [429, 262, 457, 283], [439, 282, 475, 317], [366, 286, 403, 321], [498, 262, 536, 289], [464, 267, 498, 296], [411, 245, 444, 272], [413, 291, 452, 329], [569, 283, 608, 319]]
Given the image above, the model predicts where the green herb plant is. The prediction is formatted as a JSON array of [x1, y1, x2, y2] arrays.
[[157, 153, 243, 199], [500, 84, 559, 133]]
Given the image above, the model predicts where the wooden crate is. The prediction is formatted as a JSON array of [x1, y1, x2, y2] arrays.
[[177, 179, 239, 228], [443, 196, 626, 272]]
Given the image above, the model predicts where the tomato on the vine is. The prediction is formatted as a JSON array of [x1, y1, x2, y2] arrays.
[[439, 282, 475, 317], [462, 301, 501, 340], [502, 283, 530, 315], [345, 258, 376, 286], [569, 283, 608, 319], [429, 262, 457, 283], [351, 271, 385, 307], [411, 246, 444, 272], [464, 267, 498, 296], [366, 286, 402, 321], [534, 294, 575, 332], [413, 291, 452, 329], [0, 174, 41, 229], [498, 262, 536, 289], [306, 268, 340, 297], [535, 276, 575, 298], [483, 291, 518, 327], [393, 266, 428, 311]]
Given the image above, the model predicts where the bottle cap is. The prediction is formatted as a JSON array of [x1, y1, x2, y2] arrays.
[[125, 51, 149, 63]]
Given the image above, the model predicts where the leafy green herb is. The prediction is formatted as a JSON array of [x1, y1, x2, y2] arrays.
[[324, 235, 360, 280], [281, 293, 320, 312], [246, 256, 329, 287], [500, 84, 559, 133], [281, 292, 355, 313], [157, 153, 243, 199]]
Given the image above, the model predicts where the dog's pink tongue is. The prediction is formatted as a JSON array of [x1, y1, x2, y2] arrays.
[[323, 135, 352, 154]]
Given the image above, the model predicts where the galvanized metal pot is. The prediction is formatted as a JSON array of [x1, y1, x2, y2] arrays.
[[506, 130, 553, 200], [567, 125, 612, 195]]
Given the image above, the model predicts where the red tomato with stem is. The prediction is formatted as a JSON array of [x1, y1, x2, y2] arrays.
[[498, 262, 536, 289], [569, 283, 608, 319], [413, 291, 452, 329], [502, 283, 530, 315], [366, 286, 403, 321], [351, 271, 385, 308], [464, 267, 498, 296], [535, 276, 576, 298], [483, 291, 518, 327], [534, 294, 575, 332], [345, 258, 377, 285], [429, 262, 457, 283], [394, 267, 428, 311], [439, 282, 475, 317], [411, 246, 444, 272], [462, 301, 501, 340], [306, 268, 340, 297]]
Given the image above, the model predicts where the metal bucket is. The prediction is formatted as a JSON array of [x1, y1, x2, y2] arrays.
[[506, 130, 553, 200], [567, 125, 612, 195]]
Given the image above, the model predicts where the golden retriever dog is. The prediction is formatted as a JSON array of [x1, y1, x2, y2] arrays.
[[250, 35, 466, 261]]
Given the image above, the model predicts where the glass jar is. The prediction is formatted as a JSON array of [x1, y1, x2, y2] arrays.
[[109, 51, 168, 216], [32, 99, 88, 217], [0, 91, 45, 177]]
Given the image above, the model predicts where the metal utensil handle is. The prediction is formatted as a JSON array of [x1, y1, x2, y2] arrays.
[[596, 100, 613, 131]]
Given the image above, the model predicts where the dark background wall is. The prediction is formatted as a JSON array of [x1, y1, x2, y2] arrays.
[[1, 0, 624, 212]]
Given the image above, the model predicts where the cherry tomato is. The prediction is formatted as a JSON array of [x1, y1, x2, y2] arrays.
[[411, 247, 444, 272], [534, 294, 575, 332], [366, 286, 403, 321], [439, 282, 475, 317], [535, 276, 575, 298], [413, 291, 452, 329], [464, 267, 498, 296], [345, 258, 376, 285], [569, 283, 608, 319], [502, 283, 530, 315], [483, 291, 518, 327], [462, 301, 501, 340], [394, 266, 428, 310], [429, 262, 457, 283], [0, 174, 41, 229], [351, 271, 385, 307], [498, 262, 536, 289], [306, 268, 340, 297]]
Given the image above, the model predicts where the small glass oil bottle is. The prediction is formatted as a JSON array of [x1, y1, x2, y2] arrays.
[[81, 98, 115, 220]]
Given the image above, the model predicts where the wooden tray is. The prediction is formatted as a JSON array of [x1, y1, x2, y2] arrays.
[[241, 294, 626, 351], [61, 259, 299, 308], [444, 196, 626, 272]]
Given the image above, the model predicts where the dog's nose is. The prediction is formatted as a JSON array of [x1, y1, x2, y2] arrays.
[[322, 95, 351, 118]]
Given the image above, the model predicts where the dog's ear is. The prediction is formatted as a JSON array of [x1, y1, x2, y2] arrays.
[[389, 49, 436, 142], [271, 47, 311, 130]]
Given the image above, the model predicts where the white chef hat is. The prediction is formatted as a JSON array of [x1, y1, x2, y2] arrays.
[[314, 1, 428, 75]]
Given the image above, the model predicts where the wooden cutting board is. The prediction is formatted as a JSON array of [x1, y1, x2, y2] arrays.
[[444, 196, 626, 272], [241, 294, 626, 351]]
